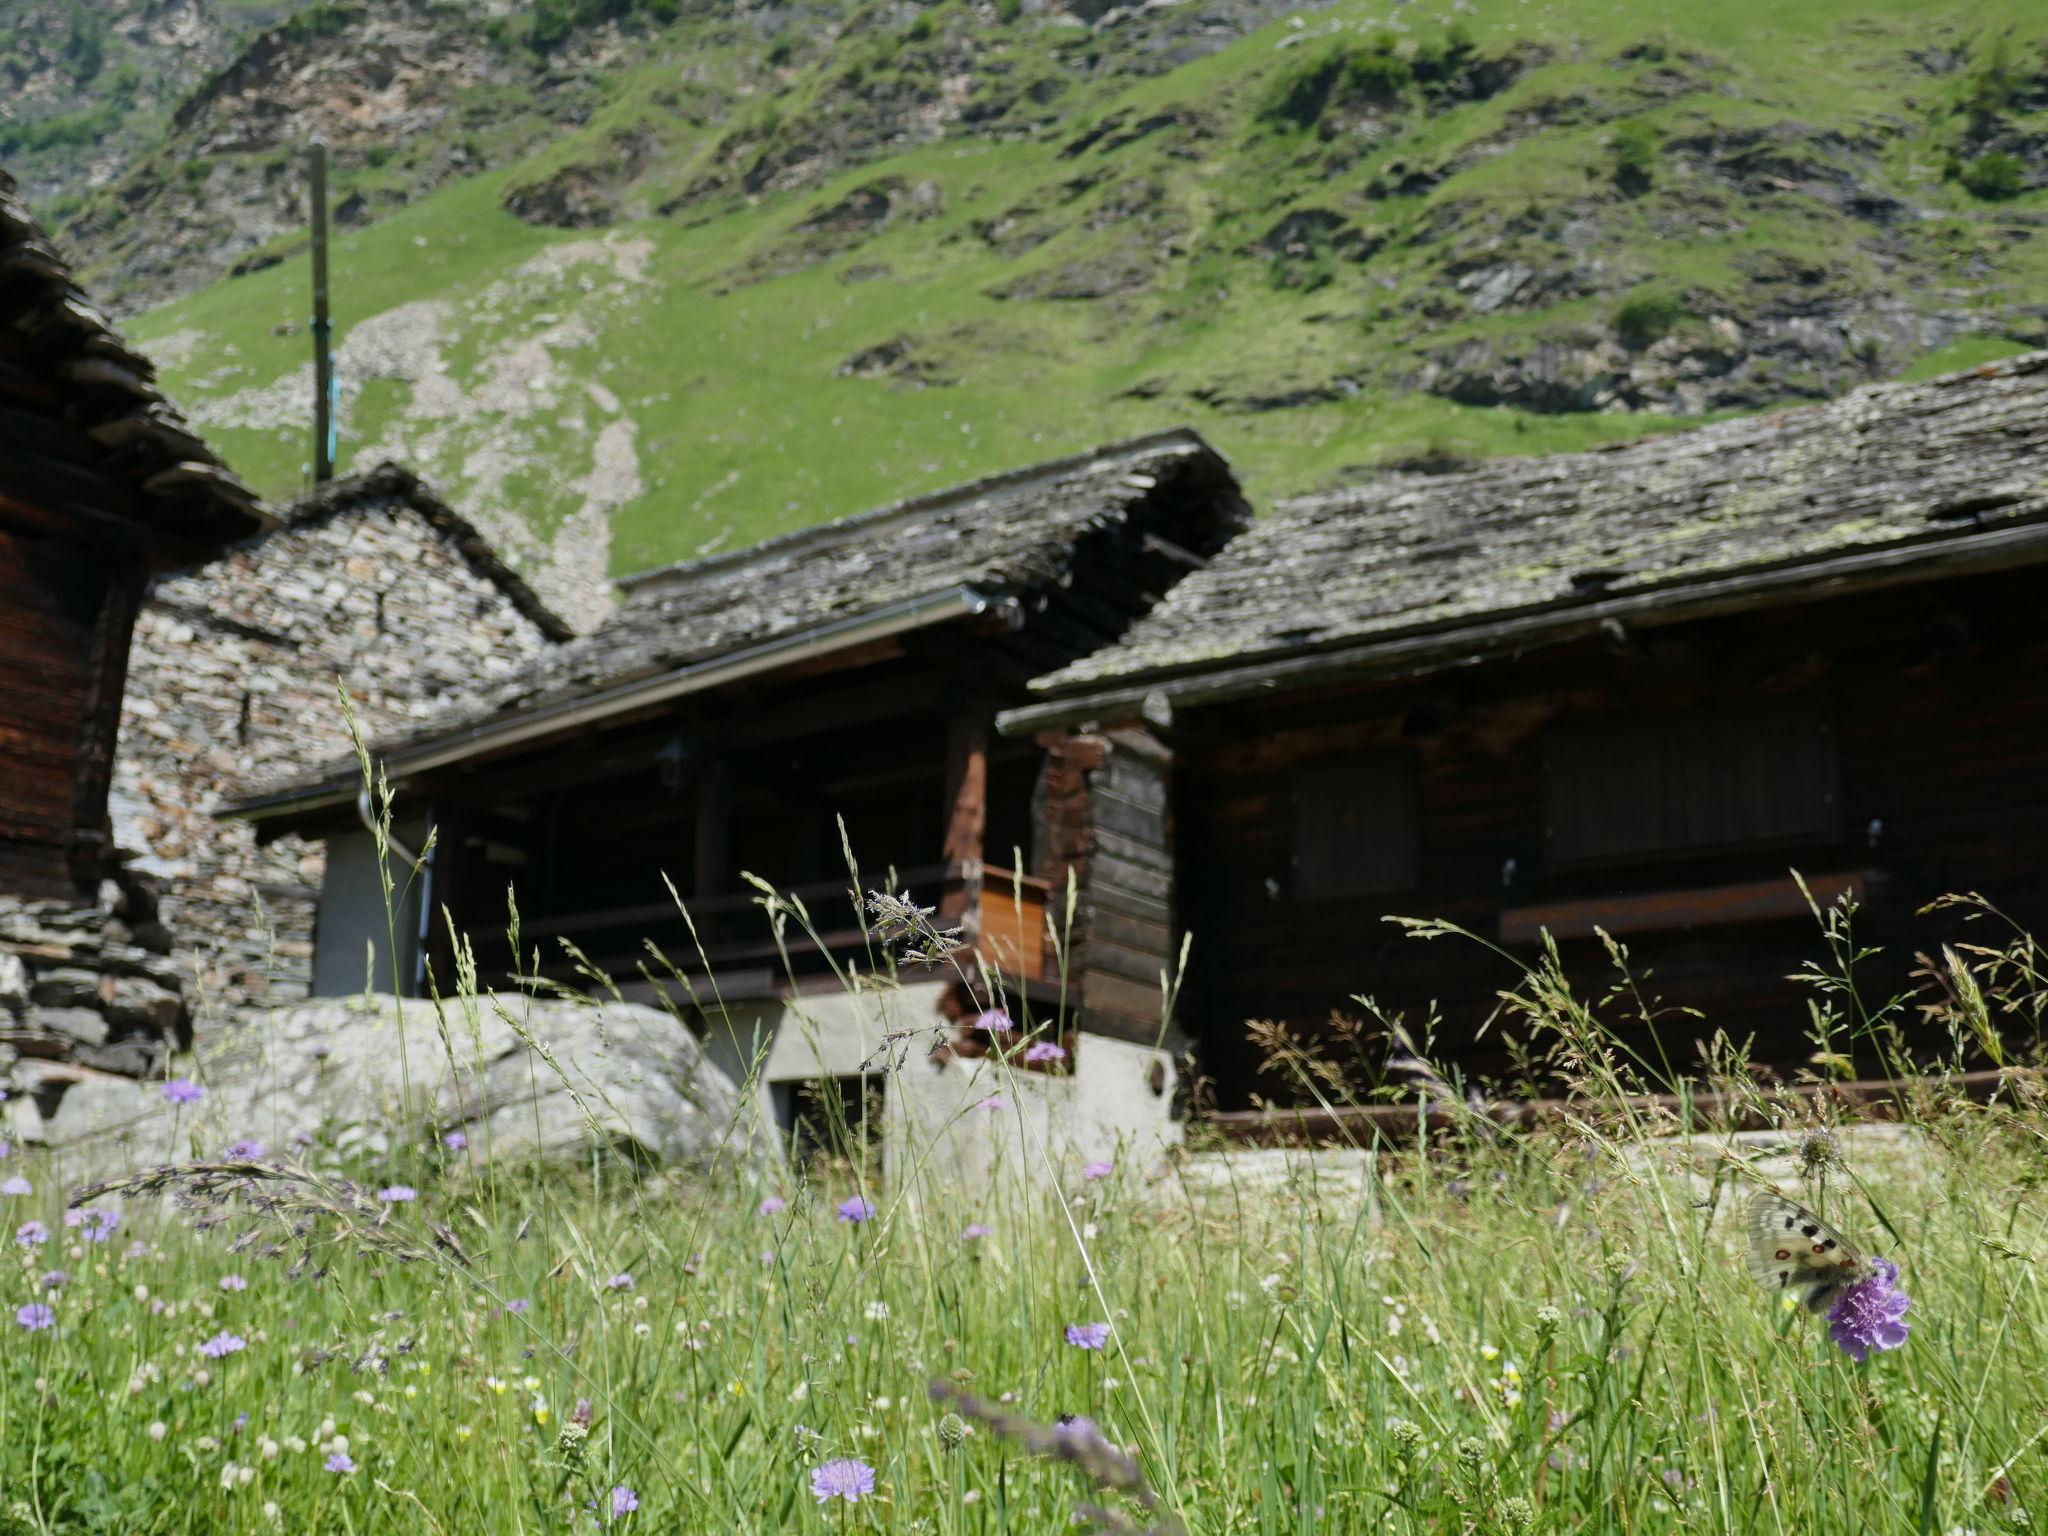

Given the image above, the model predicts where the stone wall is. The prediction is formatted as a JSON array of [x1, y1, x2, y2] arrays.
[[111, 464, 567, 1027], [0, 891, 189, 1117]]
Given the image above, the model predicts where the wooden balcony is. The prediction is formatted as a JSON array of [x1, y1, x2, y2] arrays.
[[466, 860, 1058, 1000]]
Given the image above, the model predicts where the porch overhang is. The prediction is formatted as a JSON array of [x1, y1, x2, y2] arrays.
[[223, 583, 1000, 824]]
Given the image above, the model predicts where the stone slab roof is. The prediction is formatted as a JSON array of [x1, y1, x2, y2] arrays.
[[229, 428, 1243, 811], [279, 463, 574, 641], [0, 169, 267, 552], [492, 427, 1235, 717], [1030, 352, 2048, 704]]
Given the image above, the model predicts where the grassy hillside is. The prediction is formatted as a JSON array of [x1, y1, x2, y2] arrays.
[[105, 0, 2048, 607]]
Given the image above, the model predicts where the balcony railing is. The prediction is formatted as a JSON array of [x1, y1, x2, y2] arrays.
[[466, 861, 1055, 997]]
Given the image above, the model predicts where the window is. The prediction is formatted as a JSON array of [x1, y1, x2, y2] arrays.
[[1291, 749, 1419, 898], [1544, 699, 1838, 868]]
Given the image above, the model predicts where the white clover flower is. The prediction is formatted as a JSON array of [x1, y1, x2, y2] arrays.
[[147, 1421, 167, 1444]]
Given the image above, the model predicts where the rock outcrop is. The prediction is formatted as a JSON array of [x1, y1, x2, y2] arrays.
[[38, 993, 771, 1177]]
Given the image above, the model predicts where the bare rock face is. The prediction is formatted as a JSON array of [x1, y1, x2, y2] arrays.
[[39, 994, 773, 1179]]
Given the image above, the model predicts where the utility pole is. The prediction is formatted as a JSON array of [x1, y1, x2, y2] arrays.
[[309, 136, 334, 484]]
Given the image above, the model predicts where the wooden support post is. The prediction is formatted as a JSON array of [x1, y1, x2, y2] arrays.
[[693, 756, 730, 901], [68, 556, 148, 893], [941, 705, 990, 924]]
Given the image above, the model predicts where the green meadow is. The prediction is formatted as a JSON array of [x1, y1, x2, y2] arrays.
[[1, 882, 2042, 1534]]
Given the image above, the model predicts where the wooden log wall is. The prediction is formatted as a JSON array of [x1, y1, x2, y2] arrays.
[[1174, 566, 2048, 1108], [0, 527, 119, 898], [1042, 727, 1183, 1048]]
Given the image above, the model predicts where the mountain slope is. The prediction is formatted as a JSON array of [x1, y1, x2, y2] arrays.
[[57, 0, 2048, 625]]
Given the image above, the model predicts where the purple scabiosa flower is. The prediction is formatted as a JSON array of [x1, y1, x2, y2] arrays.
[[1065, 1321, 1111, 1350], [607, 1273, 634, 1291], [199, 1331, 247, 1358], [1082, 1160, 1113, 1180], [225, 1140, 264, 1160], [1024, 1040, 1067, 1064], [809, 1457, 876, 1504], [0, 1175, 31, 1197], [976, 1094, 1008, 1111], [443, 1131, 467, 1151], [39, 1269, 67, 1290], [377, 1185, 416, 1203], [504, 1298, 531, 1315], [16, 1302, 54, 1332], [233, 1412, 249, 1431], [975, 1007, 1014, 1034], [963, 1223, 991, 1241], [326, 1452, 355, 1474], [610, 1485, 639, 1518], [219, 1274, 248, 1292], [67, 1208, 118, 1242], [309, 1043, 332, 1061], [163, 1078, 203, 1105], [1826, 1259, 1911, 1362], [14, 1221, 47, 1247], [0, 1139, 10, 1158], [757, 1196, 787, 1216], [292, 1130, 315, 1148], [1054, 1413, 1102, 1444], [836, 1195, 874, 1224]]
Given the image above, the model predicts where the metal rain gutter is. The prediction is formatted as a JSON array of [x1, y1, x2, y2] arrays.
[[230, 584, 997, 820]]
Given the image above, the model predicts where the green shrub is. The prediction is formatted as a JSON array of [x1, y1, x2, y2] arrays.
[[1341, 40, 1413, 105], [1959, 150, 2026, 201], [1258, 37, 1413, 131], [994, 0, 1023, 21], [1611, 119, 1659, 193], [1615, 290, 1685, 348]]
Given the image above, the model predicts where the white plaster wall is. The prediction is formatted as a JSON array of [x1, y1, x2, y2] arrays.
[[695, 982, 1182, 1195]]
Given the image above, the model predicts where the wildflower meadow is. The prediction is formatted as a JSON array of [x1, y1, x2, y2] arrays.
[[0, 880, 2044, 1536]]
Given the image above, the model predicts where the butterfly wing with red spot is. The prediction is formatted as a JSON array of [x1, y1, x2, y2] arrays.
[[1745, 1192, 1865, 1314]]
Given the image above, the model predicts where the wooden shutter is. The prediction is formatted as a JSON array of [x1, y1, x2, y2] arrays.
[[1291, 750, 1419, 898], [1546, 699, 1837, 867]]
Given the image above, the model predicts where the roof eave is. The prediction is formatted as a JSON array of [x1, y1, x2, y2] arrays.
[[224, 583, 1002, 824], [998, 517, 2048, 736]]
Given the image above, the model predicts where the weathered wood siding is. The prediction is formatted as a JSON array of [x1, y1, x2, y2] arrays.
[[0, 528, 126, 897], [1177, 567, 2048, 1107], [1063, 728, 1182, 1048]]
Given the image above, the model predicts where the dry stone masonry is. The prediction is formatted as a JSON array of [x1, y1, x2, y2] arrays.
[[110, 464, 569, 1030]]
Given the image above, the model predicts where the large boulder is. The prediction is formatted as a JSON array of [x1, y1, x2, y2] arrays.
[[36, 993, 771, 1179]]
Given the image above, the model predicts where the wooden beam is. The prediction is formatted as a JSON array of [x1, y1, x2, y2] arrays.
[[1205, 1068, 2019, 1146], [940, 703, 991, 922], [67, 553, 147, 890], [1498, 871, 1871, 946]]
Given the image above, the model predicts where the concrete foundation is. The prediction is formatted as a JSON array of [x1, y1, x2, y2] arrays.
[[695, 980, 1182, 1192]]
